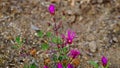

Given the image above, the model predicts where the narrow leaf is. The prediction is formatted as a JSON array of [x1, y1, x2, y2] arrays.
[[11, 45, 18, 49], [58, 55, 63, 61], [62, 47, 68, 54], [15, 36, 21, 45], [23, 64, 29, 68], [105, 61, 110, 68], [41, 43, 49, 50], [46, 32, 52, 37], [89, 61, 99, 68], [52, 36, 62, 44], [52, 54, 57, 62], [37, 30, 43, 38], [30, 63, 37, 68], [57, 37, 62, 44], [52, 36, 57, 43], [62, 55, 68, 59]]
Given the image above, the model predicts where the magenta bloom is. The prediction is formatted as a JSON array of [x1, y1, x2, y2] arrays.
[[43, 65, 48, 68], [48, 4, 55, 15], [67, 64, 74, 68], [101, 56, 108, 67], [62, 30, 76, 44], [57, 63, 63, 68], [69, 49, 80, 59]]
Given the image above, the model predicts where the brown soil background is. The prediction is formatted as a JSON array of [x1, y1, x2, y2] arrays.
[[0, 0, 120, 68]]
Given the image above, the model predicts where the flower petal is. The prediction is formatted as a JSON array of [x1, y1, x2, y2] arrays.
[[44, 65, 48, 68], [101, 56, 108, 67], [48, 4, 55, 15], [57, 63, 63, 68], [69, 49, 80, 58], [71, 31, 76, 39], [67, 30, 71, 38], [67, 63, 74, 68]]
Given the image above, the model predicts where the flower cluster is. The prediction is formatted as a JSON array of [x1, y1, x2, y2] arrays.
[[42, 4, 80, 68], [21, 3, 111, 68], [42, 4, 111, 68]]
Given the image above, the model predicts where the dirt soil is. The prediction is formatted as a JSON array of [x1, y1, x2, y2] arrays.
[[0, 0, 120, 68]]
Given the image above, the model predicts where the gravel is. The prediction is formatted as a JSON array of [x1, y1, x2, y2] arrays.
[[0, 0, 120, 68]]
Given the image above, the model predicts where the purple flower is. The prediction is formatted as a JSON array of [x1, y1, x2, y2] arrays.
[[67, 64, 74, 68], [69, 49, 80, 59], [43, 65, 48, 68], [48, 4, 55, 15], [101, 56, 108, 67], [57, 62, 63, 68], [62, 30, 76, 45]]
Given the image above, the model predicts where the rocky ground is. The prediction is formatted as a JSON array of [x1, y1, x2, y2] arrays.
[[0, 0, 120, 68]]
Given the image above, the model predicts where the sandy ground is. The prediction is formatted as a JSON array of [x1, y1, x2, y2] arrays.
[[0, 0, 120, 68]]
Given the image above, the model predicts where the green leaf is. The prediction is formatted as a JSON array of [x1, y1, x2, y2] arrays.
[[37, 30, 44, 38], [52, 36, 57, 43], [41, 43, 49, 50], [59, 47, 68, 55], [58, 55, 63, 61], [63, 63, 67, 68], [89, 61, 99, 68], [52, 54, 57, 62], [62, 16, 65, 20], [30, 63, 37, 68], [46, 32, 52, 37], [54, 47, 59, 51], [11, 45, 18, 49], [62, 55, 68, 59], [15, 36, 21, 45], [105, 61, 110, 68], [62, 47, 68, 54], [57, 37, 62, 44], [52, 36, 62, 44], [23, 64, 29, 68], [59, 48, 63, 55]]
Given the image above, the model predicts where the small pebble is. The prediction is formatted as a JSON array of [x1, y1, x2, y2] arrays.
[[113, 37, 118, 42], [89, 41, 97, 53], [31, 24, 39, 31], [97, 0, 103, 3]]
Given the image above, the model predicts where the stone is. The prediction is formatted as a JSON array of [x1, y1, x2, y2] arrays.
[[66, 10, 74, 15], [97, 0, 103, 3], [89, 41, 97, 53], [69, 15, 75, 23], [51, 0, 60, 3], [113, 37, 118, 42], [70, 0, 75, 6], [86, 34, 96, 41]]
